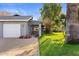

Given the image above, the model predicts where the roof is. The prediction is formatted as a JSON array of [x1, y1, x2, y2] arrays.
[[29, 20, 41, 25], [0, 16, 33, 22]]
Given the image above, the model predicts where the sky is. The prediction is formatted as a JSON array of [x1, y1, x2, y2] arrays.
[[0, 3, 67, 20]]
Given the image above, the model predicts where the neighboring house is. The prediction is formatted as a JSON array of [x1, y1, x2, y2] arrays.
[[0, 16, 42, 39]]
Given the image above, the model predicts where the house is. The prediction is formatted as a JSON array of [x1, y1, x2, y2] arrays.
[[0, 16, 42, 39]]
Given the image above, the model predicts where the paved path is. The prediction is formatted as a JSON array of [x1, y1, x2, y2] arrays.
[[0, 37, 39, 56]]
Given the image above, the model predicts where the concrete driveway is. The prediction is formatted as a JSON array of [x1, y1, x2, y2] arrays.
[[0, 37, 38, 52]]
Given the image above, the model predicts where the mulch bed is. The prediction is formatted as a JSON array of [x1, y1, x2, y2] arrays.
[[19, 36, 32, 39]]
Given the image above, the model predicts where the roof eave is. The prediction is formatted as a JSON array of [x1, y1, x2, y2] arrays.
[[0, 16, 33, 22]]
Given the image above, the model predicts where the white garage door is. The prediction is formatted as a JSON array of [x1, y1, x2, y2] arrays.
[[3, 24, 20, 38]]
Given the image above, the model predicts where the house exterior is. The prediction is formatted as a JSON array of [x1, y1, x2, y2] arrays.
[[0, 16, 41, 39]]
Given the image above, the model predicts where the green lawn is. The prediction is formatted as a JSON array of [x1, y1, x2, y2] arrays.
[[39, 32, 79, 56]]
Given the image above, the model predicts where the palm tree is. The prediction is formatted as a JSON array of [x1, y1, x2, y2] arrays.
[[66, 3, 79, 43]]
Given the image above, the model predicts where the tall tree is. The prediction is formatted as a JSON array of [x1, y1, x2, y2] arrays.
[[66, 3, 79, 43], [40, 3, 62, 33]]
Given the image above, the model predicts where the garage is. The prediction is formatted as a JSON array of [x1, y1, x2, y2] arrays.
[[3, 24, 21, 38]]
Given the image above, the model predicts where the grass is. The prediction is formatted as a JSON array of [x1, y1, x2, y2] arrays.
[[39, 32, 79, 56]]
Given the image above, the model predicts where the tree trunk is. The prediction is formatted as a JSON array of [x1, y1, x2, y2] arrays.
[[66, 3, 79, 43]]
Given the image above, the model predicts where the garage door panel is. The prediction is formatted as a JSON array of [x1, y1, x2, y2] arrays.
[[3, 24, 20, 38]]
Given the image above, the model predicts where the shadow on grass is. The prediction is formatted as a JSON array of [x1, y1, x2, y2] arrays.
[[39, 32, 79, 56], [40, 39, 79, 56]]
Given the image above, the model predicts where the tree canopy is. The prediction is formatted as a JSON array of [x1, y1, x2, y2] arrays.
[[40, 3, 66, 33]]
